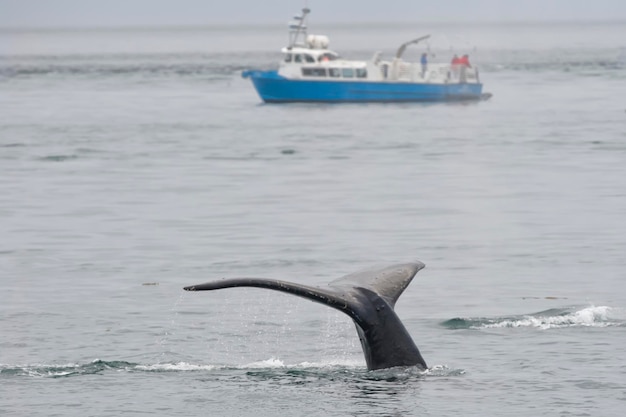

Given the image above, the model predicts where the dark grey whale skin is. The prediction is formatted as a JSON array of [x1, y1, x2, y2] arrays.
[[184, 262, 427, 371]]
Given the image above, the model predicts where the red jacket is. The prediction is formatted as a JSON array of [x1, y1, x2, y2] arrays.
[[457, 56, 471, 67]]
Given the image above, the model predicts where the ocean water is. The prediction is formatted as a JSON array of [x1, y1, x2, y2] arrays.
[[1, 20, 626, 416]]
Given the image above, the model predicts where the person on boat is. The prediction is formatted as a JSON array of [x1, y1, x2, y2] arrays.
[[319, 53, 334, 62], [456, 54, 471, 83], [458, 54, 471, 67], [420, 53, 428, 78], [450, 54, 460, 80]]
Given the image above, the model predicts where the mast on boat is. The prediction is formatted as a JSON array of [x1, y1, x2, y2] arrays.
[[288, 7, 311, 48]]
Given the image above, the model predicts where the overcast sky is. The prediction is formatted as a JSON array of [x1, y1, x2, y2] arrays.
[[2, 0, 626, 28]]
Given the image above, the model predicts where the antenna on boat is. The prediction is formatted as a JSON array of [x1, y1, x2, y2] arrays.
[[395, 35, 431, 59], [288, 7, 311, 48]]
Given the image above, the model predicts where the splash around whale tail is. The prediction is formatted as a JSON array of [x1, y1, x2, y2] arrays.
[[184, 262, 427, 371]]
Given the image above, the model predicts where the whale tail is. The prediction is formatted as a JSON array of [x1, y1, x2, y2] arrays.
[[184, 262, 427, 370]]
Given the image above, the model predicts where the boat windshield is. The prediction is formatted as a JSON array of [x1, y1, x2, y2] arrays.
[[284, 54, 316, 63]]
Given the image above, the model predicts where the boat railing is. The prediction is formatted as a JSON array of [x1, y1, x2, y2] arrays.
[[382, 61, 479, 84], [448, 65, 479, 83]]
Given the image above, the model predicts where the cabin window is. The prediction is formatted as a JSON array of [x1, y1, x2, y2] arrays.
[[328, 68, 341, 78], [294, 54, 303, 63], [284, 53, 292, 63], [302, 68, 327, 77], [304, 54, 315, 63], [356, 68, 367, 78], [341, 68, 354, 78]]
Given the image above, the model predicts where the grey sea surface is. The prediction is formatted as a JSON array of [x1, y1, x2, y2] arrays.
[[1, 21, 626, 416]]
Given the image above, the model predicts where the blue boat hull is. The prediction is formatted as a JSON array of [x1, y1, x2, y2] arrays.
[[242, 70, 483, 103]]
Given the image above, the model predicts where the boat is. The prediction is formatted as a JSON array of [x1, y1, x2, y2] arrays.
[[242, 8, 488, 103]]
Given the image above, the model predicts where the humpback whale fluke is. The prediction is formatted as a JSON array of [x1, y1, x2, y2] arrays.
[[184, 262, 428, 371]]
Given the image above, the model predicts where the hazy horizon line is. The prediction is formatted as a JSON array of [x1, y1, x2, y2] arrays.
[[2, 17, 624, 32]]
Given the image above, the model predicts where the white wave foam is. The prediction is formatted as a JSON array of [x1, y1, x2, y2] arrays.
[[2, 362, 81, 369], [3, 359, 363, 376], [481, 306, 614, 330], [240, 357, 363, 369], [134, 357, 362, 372], [296, 358, 363, 368], [417, 364, 457, 377], [135, 362, 217, 371], [241, 358, 285, 369], [0, 362, 81, 377]]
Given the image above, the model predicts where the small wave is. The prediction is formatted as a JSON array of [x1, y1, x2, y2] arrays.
[[0, 359, 135, 378], [0, 142, 27, 148], [237, 359, 459, 382], [423, 364, 466, 377], [135, 362, 217, 372], [1, 358, 465, 385], [243, 361, 436, 383], [484, 60, 625, 74], [294, 358, 364, 369], [0, 359, 215, 378], [241, 358, 286, 369], [0, 358, 349, 378], [442, 306, 621, 330], [38, 154, 78, 162], [1, 63, 255, 78], [0, 53, 276, 80]]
